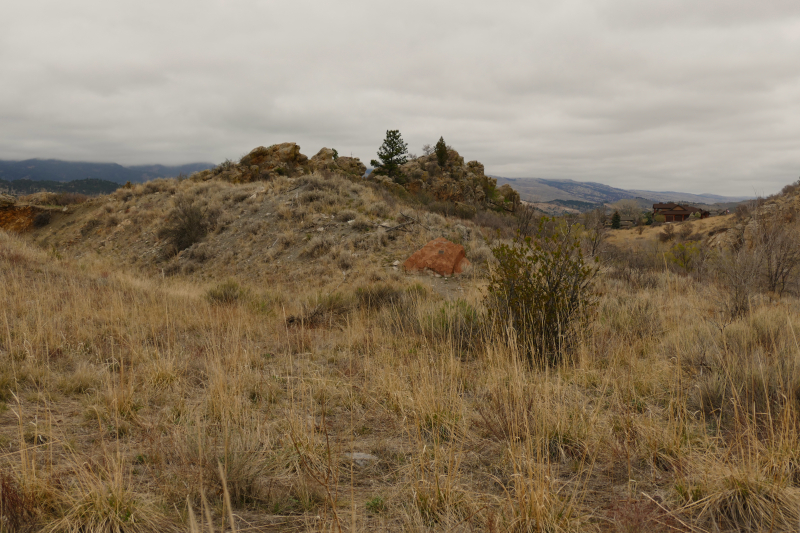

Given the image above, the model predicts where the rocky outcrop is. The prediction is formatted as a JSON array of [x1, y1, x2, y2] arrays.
[[403, 237, 470, 276], [191, 143, 367, 183], [369, 148, 519, 212], [309, 148, 367, 177], [0, 193, 16, 207]]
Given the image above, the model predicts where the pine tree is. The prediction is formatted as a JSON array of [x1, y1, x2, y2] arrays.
[[370, 130, 408, 180], [435, 136, 448, 167], [611, 210, 621, 229]]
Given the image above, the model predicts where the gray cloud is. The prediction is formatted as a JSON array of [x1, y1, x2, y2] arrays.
[[1, 0, 798, 195]]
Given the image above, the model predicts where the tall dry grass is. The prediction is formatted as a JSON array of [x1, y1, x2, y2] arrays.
[[3, 226, 800, 532]]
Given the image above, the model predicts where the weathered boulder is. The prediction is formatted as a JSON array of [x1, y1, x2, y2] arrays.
[[0, 193, 16, 207], [403, 237, 470, 276], [309, 148, 367, 178], [240, 142, 309, 180], [205, 143, 368, 183], [496, 184, 521, 212]]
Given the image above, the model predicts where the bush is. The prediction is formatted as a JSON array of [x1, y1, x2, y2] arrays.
[[158, 197, 212, 254], [32, 211, 51, 227], [486, 218, 598, 367], [666, 242, 700, 273], [206, 280, 246, 305], [658, 224, 675, 242]]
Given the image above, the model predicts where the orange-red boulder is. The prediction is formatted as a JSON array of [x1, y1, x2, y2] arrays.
[[403, 237, 470, 276]]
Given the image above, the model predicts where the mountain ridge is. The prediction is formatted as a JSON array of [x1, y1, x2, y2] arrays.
[[493, 176, 751, 207], [0, 158, 214, 184]]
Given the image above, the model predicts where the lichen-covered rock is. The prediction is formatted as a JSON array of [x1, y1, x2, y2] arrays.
[[368, 147, 518, 212], [403, 237, 470, 276], [229, 142, 310, 181], [309, 148, 367, 178], [497, 184, 521, 211]]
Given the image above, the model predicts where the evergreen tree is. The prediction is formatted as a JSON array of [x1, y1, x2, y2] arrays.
[[611, 210, 621, 229], [435, 136, 448, 167], [370, 130, 408, 180]]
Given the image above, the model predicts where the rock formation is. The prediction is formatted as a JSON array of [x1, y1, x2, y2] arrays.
[[368, 148, 519, 212], [403, 237, 470, 276], [191, 143, 366, 183]]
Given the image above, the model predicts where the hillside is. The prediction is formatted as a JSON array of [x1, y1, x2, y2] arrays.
[[3, 149, 800, 532], [0, 177, 120, 195], [494, 176, 751, 209], [0, 158, 214, 184]]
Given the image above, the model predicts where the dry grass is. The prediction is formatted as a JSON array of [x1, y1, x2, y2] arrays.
[[5, 180, 800, 531]]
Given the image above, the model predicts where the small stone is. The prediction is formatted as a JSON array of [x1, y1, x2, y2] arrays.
[[342, 452, 379, 467], [347, 220, 356, 225], [392, 260, 400, 266], [317, 227, 324, 232]]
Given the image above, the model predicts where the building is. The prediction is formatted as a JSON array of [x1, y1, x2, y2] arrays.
[[653, 203, 709, 222]]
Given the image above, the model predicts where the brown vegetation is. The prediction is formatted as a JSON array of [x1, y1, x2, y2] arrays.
[[4, 170, 800, 531]]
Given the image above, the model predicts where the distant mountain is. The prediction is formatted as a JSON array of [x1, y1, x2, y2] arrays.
[[128, 163, 217, 182], [493, 176, 751, 208], [0, 177, 120, 195], [0, 159, 215, 184]]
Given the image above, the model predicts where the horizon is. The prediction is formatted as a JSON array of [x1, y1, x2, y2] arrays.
[[0, 155, 758, 199]]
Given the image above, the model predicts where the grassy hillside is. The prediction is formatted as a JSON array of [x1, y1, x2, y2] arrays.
[[2, 169, 800, 532]]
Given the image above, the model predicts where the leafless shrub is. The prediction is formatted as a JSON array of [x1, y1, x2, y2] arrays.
[[751, 215, 800, 297], [51, 192, 89, 206], [711, 247, 760, 319], [158, 196, 214, 255], [658, 224, 675, 242], [0, 471, 36, 532], [80, 218, 102, 236]]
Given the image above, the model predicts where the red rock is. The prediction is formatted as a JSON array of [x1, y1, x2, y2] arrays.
[[403, 237, 470, 276]]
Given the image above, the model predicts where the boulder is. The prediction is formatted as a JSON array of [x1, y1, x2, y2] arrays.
[[309, 148, 367, 178], [496, 184, 521, 211], [0, 193, 16, 207], [403, 237, 470, 276], [236, 142, 310, 181]]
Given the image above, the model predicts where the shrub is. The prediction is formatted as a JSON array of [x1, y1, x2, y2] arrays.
[[0, 471, 35, 532], [206, 280, 246, 305], [658, 224, 675, 242], [486, 218, 598, 367], [32, 211, 51, 227], [454, 203, 476, 220], [666, 242, 700, 273], [52, 192, 89, 205], [158, 197, 212, 254]]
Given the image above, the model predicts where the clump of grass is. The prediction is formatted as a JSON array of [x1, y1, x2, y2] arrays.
[[46, 457, 179, 533], [301, 235, 333, 259], [355, 282, 405, 309], [206, 279, 246, 305]]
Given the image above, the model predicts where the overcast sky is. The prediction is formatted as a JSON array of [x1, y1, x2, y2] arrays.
[[2, 0, 799, 196]]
